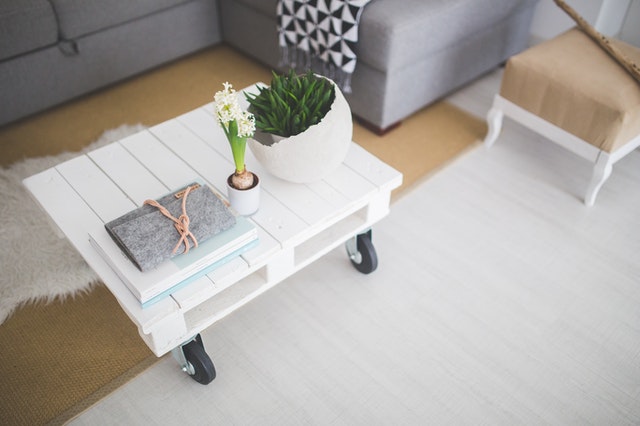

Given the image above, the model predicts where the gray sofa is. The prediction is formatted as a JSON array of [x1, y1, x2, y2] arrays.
[[1, 0, 539, 131], [0, 0, 221, 127], [221, 0, 539, 132]]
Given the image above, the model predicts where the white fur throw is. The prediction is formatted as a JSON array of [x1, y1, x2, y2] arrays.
[[0, 124, 144, 324]]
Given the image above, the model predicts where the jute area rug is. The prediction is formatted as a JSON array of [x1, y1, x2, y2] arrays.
[[0, 105, 485, 425]]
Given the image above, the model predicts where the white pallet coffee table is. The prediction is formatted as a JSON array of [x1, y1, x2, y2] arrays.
[[23, 89, 402, 384]]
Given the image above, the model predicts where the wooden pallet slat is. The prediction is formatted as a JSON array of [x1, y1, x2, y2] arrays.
[[55, 155, 135, 223], [119, 130, 201, 191], [88, 141, 168, 205]]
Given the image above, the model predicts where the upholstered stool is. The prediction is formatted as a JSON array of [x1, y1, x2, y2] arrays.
[[483, 28, 640, 206]]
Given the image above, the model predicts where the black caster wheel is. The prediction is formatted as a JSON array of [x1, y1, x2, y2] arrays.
[[346, 229, 378, 274], [181, 334, 216, 385]]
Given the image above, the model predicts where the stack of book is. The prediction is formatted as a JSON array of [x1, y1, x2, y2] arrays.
[[89, 183, 258, 308]]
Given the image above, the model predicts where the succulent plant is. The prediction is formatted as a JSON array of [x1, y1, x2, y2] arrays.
[[245, 70, 335, 138]]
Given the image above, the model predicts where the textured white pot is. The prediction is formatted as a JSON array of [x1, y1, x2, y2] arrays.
[[248, 78, 352, 183], [226, 173, 260, 216]]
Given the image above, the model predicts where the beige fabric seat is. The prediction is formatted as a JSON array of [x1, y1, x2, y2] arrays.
[[484, 28, 640, 205]]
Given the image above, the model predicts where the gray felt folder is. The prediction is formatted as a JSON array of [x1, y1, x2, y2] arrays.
[[105, 183, 236, 272]]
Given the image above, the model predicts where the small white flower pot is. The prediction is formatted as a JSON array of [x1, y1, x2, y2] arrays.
[[226, 173, 260, 216]]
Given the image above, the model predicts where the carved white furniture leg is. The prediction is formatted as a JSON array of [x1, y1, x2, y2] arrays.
[[484, 95, 640, 206], [585, 152, 613, 207], [483, 106, 503, 148]]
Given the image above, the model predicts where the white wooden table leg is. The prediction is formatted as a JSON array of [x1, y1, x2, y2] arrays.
[[483, 106, 503, 148], [585, 152, 613, 206]]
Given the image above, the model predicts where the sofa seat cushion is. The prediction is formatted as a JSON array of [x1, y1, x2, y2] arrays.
[[228, 0, 274, 17], [0, 0, 58, 61], [49, 0, 192, 39], [227, 0, 538, 73], [357, 0, 539, 72]]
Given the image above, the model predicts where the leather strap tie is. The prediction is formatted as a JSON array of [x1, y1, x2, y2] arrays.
[[144, 185, 199, 255]]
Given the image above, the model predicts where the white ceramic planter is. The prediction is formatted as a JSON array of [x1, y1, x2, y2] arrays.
[[248, 78, 352, 183], [226, 173, 260, 216]]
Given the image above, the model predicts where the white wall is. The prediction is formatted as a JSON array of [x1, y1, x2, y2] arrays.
[[529, 0, 639, 46], [620, 1, 640, 46]]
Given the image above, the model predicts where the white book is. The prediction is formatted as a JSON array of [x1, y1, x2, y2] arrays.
[[89, 216, 258, 307]]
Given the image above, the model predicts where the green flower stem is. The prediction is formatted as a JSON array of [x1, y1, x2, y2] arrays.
[[230, 136, 247, 174], [224, 119, 247, 174]]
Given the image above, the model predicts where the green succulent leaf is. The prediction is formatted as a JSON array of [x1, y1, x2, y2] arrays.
[[244, 69, 336, 138]]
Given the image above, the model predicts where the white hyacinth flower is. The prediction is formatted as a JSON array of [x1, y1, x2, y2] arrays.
[[213, 82, 256, 177], [213, 82, 254, 135], [236, 111, 256, 138]]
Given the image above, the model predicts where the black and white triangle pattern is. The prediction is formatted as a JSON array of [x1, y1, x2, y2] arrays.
[[277, 0, 372, 75]]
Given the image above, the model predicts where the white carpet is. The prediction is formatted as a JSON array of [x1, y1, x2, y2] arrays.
[[0, 124, 144, 324]]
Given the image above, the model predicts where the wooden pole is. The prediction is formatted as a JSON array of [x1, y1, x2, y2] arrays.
[[554, 0, 640, 84]]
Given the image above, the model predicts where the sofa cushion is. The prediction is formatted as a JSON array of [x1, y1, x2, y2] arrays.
[[357, 0, 540, 72], [227, 0, 538, 74], [229, 0, 274, 17], [49, 0, 192, 39], [0, 0, 58, 61]]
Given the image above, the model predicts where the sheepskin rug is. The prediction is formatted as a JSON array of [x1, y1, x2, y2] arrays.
[[0, 124, 144, 324]]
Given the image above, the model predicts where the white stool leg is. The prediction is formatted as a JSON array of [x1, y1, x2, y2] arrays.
[[585, 151, 613, 206], [483, 106, 503, 148]]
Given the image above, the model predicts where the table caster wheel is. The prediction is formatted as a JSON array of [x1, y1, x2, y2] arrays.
[[346, 229, 378, 274], [175, 334, 216, 385]]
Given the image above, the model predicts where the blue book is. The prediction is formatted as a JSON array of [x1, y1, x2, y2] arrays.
[[89, 216, 258, 306]]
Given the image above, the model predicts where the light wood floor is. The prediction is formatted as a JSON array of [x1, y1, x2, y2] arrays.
[[68, 71, 640, 425]]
